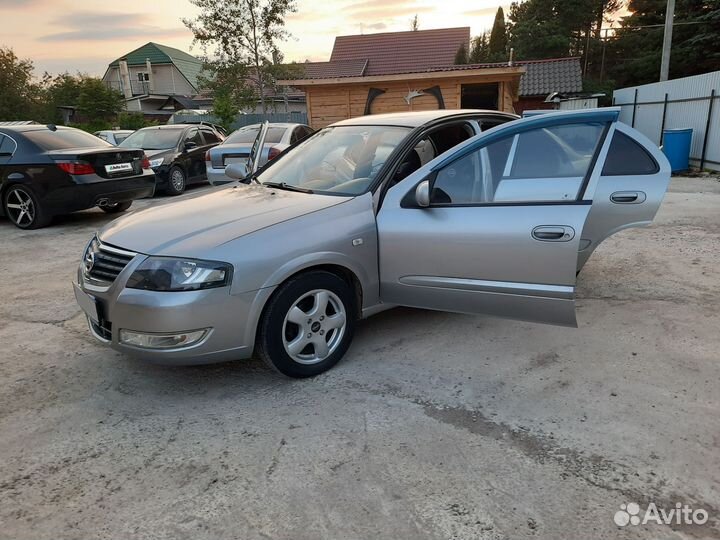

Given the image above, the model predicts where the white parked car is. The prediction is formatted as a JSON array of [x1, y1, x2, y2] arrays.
[[206, 123, 313, 185], [94, 130, 135, 146]]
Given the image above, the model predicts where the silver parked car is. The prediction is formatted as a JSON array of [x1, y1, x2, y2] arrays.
[[206, 123, 313, 186], [94, 130, 135, 146], [74, 108, 670, 378]]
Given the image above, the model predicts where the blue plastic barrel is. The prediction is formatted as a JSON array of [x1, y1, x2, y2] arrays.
[[662, 128, 693, 172]]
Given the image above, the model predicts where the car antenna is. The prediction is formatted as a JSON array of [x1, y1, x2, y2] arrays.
[[47, 124, 57, 131]]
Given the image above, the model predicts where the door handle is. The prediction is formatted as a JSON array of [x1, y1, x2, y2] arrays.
[[532, 226, 575, 242], [610, 191, 646, 204]]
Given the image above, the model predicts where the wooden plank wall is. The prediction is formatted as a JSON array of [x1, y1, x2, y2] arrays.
[[305, 76, 519, 128]]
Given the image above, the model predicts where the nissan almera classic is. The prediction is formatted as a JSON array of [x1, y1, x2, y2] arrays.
[[74, 108, 670, 378]]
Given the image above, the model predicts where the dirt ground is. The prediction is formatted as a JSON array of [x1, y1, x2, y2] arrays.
[[0, 177, 718, 540]]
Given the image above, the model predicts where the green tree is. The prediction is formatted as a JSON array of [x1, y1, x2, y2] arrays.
[[76, 78, 124, 121], [608, 0, 720, 86], [469, 32, 490, 63], [454, 42, 469, 64], [488, 7, 508, 62], [0, 47, 42, 121], [184, 0, 297, 114]]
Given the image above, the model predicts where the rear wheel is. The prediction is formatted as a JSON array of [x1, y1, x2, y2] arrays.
[[166, 166, 186, 195], [3, 185, 50, 229], [100, 201, 132, 214], [256, 271, 356, 378]]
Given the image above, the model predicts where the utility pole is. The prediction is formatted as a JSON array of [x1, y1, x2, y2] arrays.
[[660, 0, 675, 81]]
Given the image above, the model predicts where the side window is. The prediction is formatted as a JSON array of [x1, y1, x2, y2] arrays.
[[0, 135, 17, 156], [200, 128, 220, 145], [186, 128, 202, 146], [601, 130, 659, 176], [430, 122, 605, 205], [290, 126, 313, 144]]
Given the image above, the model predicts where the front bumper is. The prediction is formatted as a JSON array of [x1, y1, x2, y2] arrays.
[[75, 248, 271, 365]]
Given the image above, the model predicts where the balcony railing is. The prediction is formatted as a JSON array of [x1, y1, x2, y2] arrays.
[[105, 79, 151, 97]]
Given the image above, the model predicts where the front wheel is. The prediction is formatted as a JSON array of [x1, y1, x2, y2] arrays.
[[100, 201, 132, 213], [256, 271, 356, 378], [166, 166, 186, 195]]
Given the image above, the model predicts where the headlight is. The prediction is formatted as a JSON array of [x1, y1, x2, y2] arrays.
[[149, 157, 164, 168], [126, 257, 232, 291]]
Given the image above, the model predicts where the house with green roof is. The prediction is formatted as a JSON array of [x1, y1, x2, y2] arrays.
[[102, 42, 208, 118]]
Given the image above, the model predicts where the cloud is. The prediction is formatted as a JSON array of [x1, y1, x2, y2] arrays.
[[463, 7, 500, 17], [365, 22, 388, 30], [38, 10, 188, 42]]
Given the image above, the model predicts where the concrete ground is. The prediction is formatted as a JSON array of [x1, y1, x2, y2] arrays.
[[0, 177, 718, 540]]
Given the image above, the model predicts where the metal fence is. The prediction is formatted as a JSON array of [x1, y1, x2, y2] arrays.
[[169, 112, 308, 131], [613, 71, 720, 171]]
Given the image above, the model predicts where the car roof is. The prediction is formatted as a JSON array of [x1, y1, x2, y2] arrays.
[[235, 123, 306, 130], [0, 124, 78, 133], [330, 109, 516, 128]]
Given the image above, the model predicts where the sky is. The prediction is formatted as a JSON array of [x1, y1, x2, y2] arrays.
[[1, 0, 510, 77]]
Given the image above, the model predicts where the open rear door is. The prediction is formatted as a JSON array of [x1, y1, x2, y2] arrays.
[[576, 122, 672, 270]]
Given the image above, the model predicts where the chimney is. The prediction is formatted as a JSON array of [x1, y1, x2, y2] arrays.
[[508, 48, 515, 67], [118, 59, 133, 99], [145, 58, 154, 93]]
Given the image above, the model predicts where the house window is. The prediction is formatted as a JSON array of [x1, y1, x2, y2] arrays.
[[137, 72, 150, 82]]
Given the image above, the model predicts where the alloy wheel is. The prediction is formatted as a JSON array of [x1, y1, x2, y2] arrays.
[[171, 169, 185, 192], [282, 289, 347, 365], [5, 188, 35, 227]]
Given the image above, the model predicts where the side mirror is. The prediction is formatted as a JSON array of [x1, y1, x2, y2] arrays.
[[415, 179, 430, 207], [184, 141, 198, 151], [225, 162, 249, 180]]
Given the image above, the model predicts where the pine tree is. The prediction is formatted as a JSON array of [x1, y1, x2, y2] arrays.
[[488, 7, 508, 62], [454, 43, 469, 64]]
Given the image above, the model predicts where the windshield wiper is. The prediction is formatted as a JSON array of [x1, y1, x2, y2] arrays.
[[263, 181, 313, 194]]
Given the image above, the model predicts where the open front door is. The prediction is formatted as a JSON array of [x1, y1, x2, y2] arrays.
[[248, 121, 269, 176], [377, 109, 619, 327]]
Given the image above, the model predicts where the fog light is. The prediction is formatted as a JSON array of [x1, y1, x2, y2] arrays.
[[119, 328, 209, 349]]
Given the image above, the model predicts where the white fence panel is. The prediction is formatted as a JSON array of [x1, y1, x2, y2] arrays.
[[613, 71, 720, 171]]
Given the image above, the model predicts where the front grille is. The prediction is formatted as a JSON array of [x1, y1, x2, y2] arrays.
[[83, 237, 136, 285], [89, 318, 112, 341]]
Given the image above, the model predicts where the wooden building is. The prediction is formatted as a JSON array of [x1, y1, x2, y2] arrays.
[[279, 28, 582, 129]]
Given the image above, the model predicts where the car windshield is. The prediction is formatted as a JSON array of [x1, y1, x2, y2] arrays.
[[24, 128, 112, 150], [119, 129, 182, 150], [255, 125, 411, 195]]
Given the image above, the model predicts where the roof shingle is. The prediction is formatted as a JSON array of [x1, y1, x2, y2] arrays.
[[330, 27, 470, 76]]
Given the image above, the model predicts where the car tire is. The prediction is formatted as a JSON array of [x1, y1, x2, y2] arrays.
[[3, 184, 51, 229], [166, 166, 186, 195], [100, 201, 132, 213], [256, 270, 356, 378]]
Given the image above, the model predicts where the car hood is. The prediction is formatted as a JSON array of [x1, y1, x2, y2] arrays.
[[99, 184, 348, 256]]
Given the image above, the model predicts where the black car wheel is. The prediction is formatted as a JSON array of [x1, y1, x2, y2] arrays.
[[100, 201, 133, 214], [3, 185, 50, 229], [166, 166, 186, 195], [256, 271, 356, 378]]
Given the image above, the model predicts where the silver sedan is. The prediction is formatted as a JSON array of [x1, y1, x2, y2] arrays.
[[74, 108, 670, 377]]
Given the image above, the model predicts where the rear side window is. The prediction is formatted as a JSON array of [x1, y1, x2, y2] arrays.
[[200, 128, 221, 145], [0, 134, 17, 155], [24, 129, 112, 150], [601, 130, 659, 176]]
